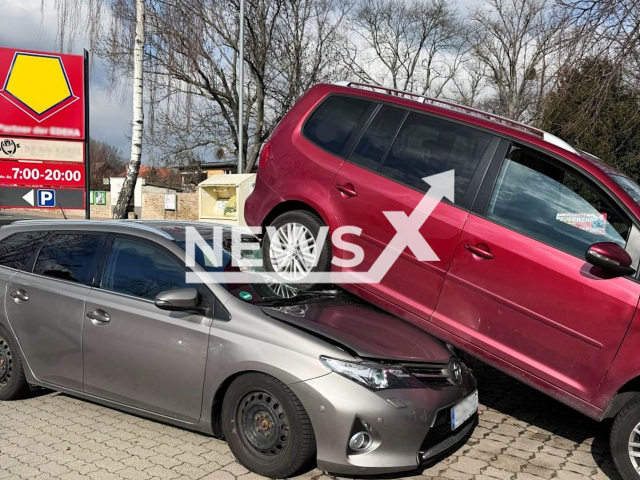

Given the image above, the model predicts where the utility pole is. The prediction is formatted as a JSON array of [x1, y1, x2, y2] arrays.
[[237, 0, 245, 174]]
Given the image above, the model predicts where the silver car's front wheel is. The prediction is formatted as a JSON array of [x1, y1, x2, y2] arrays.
[[222, 373, 316, 478], [269, 222, 318, 282]]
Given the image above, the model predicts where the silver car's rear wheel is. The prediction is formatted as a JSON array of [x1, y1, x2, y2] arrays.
[[269, 223, 318, 282], [0, 325, 30, 401], [0, 335, 13, 389]]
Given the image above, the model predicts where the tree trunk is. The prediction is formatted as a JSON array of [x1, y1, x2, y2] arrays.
[[113, 0, 145, 219]]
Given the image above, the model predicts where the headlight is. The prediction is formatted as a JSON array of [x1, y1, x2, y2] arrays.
[[320, 356, 423, 390]]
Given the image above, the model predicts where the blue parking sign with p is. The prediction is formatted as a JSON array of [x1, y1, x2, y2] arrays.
[[37, 189, 55, 207]]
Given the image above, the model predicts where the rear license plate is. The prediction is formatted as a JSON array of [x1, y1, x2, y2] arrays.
[[451, 391, 478, 430]]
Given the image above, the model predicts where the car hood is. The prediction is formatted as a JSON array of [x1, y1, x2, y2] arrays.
[[261, 295, 451, 363]]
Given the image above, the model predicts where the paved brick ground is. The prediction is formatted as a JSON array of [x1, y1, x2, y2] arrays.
[[0, 361, 622, 480]]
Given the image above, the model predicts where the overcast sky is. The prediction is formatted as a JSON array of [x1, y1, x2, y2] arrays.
[[2, 0, 479, 161]]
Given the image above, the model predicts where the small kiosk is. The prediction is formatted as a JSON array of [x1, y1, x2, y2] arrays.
[[198, 173, 256, 226]]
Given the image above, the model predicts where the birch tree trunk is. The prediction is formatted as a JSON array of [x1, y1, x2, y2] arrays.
[[113, 0, 145, 219]]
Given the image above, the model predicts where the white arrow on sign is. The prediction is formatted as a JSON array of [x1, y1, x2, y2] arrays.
[[22, 189, 34, 206]]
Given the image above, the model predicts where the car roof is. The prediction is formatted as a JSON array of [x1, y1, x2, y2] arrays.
[[328, 81, 577, 155], [1, 219, 244, 242], [306, 82, 640, 219]]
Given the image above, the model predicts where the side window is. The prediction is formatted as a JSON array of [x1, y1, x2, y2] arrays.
[[0, 231, 49, 270], [303, 95, 372, 156], [33, 233, 103, 285], [101, 237, 189, 300], [349, 105, 405, 171], [380, 111, 493, 202], [487, 147, 632, 257]]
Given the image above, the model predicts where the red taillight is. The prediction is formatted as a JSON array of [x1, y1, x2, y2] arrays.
[[259, 142, 272, 169]]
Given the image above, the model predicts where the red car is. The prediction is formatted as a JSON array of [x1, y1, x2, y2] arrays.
[[245, 82, 640, 480]]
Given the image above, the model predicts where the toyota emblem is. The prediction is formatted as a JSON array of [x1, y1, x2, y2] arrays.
[[450, 359, 462, 383]]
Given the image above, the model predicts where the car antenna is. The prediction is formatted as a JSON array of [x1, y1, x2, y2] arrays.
[[57, 202, 68, 220]]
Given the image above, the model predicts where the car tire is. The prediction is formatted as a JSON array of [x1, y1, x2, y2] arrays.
[[221, 373, 316, 478], [263, 210, 331, 291], [611, 395, 640, 480], [0, 323, 30, 401]]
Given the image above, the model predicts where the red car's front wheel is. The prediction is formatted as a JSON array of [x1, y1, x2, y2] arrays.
[[263, 210, 332, 290], [612, 396, 640, 480]]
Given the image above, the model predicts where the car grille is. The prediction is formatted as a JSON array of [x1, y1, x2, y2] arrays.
[[420, 407, 476, 453], [401, 362, 451, 387]]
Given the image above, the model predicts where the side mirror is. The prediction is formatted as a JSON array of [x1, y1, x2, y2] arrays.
[[155, 288, 200, 311], [585, 242, 636, 277]]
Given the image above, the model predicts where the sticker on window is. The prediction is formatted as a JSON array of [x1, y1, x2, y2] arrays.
[[556, 212, 607, 235]]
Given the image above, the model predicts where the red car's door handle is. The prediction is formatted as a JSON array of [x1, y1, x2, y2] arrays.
[[335, 183, 358, 197], [464, 243, 494, 260]]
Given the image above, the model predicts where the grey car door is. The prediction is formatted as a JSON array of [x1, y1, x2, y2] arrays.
[[5, 232, 105, 391], [82, 235, 211, 423]]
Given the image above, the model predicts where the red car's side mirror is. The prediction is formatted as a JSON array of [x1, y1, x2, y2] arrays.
[[585, 242, 636, 277]]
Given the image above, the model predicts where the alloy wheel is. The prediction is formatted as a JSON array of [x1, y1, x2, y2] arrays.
[[269, 223, 318, 282], [264, 277, 299, 299], [0, 335, 13, 389], [628, 421, 640, 473]]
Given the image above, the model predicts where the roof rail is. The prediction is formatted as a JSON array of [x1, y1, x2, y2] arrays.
[[342, 82, 544, 138], [8, 219, 175, 240]]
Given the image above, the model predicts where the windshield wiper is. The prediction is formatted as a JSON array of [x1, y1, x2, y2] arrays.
[[254, 289, 340, 305]]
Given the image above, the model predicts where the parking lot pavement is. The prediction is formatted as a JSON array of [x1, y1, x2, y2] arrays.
[[0, 360, 621, 480]]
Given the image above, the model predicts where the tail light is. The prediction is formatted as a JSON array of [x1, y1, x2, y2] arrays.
[[259, 141, 273, 169]]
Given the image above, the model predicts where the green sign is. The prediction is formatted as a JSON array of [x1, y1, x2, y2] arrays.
[[92, 191, 107, 205]]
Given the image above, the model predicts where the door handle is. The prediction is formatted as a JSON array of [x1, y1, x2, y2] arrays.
[[335, 183, 358, 198], [87, 309, 111, 325], [10, 289, 29, 302], [464, 243, 494, 260]]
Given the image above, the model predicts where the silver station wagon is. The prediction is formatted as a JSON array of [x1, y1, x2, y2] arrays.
[[0, 220, 478, 477]]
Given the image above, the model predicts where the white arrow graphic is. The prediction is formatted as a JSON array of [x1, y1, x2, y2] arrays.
[[22, 189, 34, 206], [185, 170, 457, 286], [339, 170, 455, 284]]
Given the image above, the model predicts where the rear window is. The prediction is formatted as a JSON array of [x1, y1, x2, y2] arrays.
[[0, 231, 49, 270], [33, 233, 103, 285], [303, 95, 372, 156], [380, 111, 494, 202], [349, 105, 406, 171]]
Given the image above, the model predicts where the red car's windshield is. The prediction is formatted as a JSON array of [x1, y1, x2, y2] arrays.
[[611, 175, 640, 204], [578, 149, 640, 205]]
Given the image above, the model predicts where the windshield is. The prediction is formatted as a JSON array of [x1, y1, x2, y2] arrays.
[[578, 150, 640, 206], [171, 225, 335, 304], [612, 175, 640, 205]]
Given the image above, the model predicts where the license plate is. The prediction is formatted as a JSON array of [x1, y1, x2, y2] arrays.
[[451, 391, 478, 430]]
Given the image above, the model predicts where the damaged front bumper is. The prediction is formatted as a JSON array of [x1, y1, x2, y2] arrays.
[[288, 361, 477, 476]]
